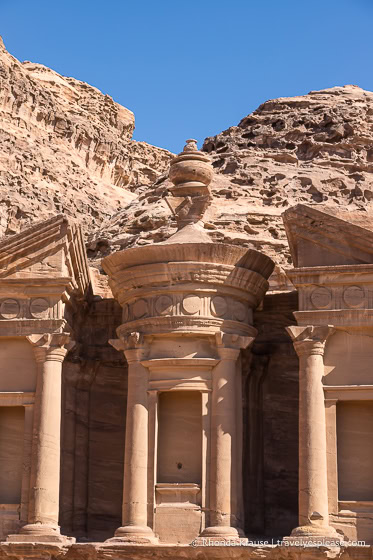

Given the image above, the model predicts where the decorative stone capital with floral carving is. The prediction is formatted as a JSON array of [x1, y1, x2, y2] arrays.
[[215, 331, 256, 360], [109, 332, 147, 362], [286, 325, 335, 357], [27, 332, 75, 363]]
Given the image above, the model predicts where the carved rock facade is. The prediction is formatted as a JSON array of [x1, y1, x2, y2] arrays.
[[1, 144, 373, 560]]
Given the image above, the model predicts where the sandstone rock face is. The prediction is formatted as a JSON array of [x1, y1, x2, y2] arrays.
[[0, 37, 172, 236], [91, 85, 373, 286], [3, 39, 373, 550]]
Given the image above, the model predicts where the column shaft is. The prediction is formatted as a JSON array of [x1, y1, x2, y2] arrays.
[[287, 325, 339, 541], [203, 347, 243, 537], [30, 354, 64, 525], [298, 348, 329, 527], [7, 333, 73, 544], [20, 405, 34, 524], [122, 360, 149, 528], [107, 342, 156, 543]]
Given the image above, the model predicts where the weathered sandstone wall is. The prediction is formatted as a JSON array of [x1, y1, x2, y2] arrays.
[[3, 39, 373, 551], [0, 37, 172, 236], [90, 85, 373, 281]]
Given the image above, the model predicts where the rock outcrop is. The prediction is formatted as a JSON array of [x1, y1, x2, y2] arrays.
[[2, 36, 373, 287], [0, 37, 172, 236], [91, 85, 373, 287]]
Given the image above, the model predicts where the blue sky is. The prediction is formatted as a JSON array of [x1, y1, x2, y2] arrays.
[[1, 0, 373, 153]]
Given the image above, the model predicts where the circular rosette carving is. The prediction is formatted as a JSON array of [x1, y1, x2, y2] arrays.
[[155, 295, 173, 316], [210, 296, 227, 318], [0, 298, 20, 319], [132, 299, 149, 319], [182, 295, 201, 315], [310, 287, 332, 309], [233, 301, 248, 322], [343, 285, 365, 308], [30, 298, 49, 319]]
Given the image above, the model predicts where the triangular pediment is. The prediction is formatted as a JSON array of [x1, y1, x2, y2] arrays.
[[0, 215, 90, 296], [283, 204, 373, 267]]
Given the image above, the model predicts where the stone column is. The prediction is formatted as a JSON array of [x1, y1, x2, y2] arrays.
[[286, 325, 339, 541], [201, 334, 253, 540], [20, 404, 34, 525], [107, 333, 157, 544], [7, 333, 74, 544]]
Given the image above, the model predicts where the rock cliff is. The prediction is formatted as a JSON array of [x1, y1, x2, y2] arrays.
[[2, 37, 373, 285], [91, 85, 373, 287], [0, 37, 172, 236]]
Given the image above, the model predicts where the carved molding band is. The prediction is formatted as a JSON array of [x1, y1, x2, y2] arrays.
[[117, 315, 257, 339], [0, 297, 56, 320], [306, 285, 370, 311], [121, 292, 253, 328]]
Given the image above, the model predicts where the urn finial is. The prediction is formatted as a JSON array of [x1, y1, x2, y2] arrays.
[[169, 139, 213, 197], [166, 139, 214, 230], [183, 139, 198, 152]]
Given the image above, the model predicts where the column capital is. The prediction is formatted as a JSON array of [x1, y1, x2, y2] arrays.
[[26, 333, 75, 363], [109, 331, 146, 362], [215, 332, 255, 350], [286, 325, 335, 357], [215, 332, 255, 360]]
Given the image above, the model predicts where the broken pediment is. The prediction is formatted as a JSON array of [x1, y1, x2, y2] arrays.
[[283, 204, 373, 267], [0, 215, 90, 297]]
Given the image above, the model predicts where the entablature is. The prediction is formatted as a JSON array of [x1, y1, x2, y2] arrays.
[[0, 318, 68, 337], [287, 264, 373, 316], [294, 310, 373, 328], [0, 216, 91, 331]]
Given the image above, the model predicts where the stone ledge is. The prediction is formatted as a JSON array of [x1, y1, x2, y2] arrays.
[[0, 543, 372, 560]]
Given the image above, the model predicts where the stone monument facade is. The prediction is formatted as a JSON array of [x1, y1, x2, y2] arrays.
[[0, 216, 89, 543], [0, 145, 372, 559], [102, 140, 274, 543]]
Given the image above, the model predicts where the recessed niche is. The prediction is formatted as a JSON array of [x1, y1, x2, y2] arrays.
[[337, 401, 373, 501], [157, 391, 202, 485], [0, 407, 24, 504]]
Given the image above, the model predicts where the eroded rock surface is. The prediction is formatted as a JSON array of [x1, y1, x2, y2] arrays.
[[0, 37, 172, 236], [91, 85, 373, 285]]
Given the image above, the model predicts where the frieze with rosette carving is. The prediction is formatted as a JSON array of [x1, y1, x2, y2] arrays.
[[302, 285, 371, 311], [121, 292, 252, 325], [0, 297, 55, 320]]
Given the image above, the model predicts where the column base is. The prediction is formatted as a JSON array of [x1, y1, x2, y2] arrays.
[[196, 525, 246, 543], [283, 524, 344, 545], [6, 524, 76, 544], [105, 525, 158, 545]]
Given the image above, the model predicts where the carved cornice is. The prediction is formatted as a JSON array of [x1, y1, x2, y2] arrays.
[[116, 316, 257, 338], [294, 309, 373, 328], [0, 215, 90, 312], [286, 325, 335, 357], [283, 204, 373, 267], [0, 318, 68, 337], [141, 358, 219, 370], [112, 264, 268, 307], [103, 243, 274, 280]]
